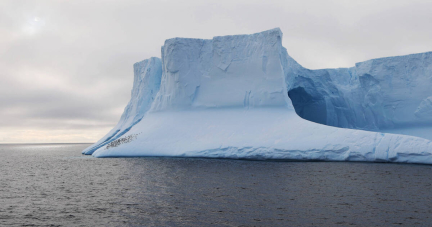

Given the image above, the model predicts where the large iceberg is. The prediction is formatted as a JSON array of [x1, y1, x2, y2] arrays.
[[83, 28, 432, 164]]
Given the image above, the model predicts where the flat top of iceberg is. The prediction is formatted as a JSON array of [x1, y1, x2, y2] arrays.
[[163, 27, 283, 42]]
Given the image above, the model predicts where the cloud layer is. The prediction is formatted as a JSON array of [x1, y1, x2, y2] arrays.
[[1, 0, 431, 143]]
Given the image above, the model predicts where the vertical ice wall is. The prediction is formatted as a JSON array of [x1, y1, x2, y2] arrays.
[[356, 53, 432, 127], [82, 57, 162, 155], [285, 51, 432, 132], [150, 28, 291, 111]]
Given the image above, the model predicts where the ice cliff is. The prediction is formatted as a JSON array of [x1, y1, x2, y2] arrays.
[[151, 29, 289, 111], [287, 51, 432, 137], [83, 28, 432, 164]]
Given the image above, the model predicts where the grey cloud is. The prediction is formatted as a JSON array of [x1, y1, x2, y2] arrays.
[[1, 0, 431, 142]]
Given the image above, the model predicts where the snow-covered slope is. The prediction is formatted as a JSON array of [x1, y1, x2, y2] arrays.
[[82, 57, 162, 155], [83, 28, 432, 164], [92, 109, 432, 164]]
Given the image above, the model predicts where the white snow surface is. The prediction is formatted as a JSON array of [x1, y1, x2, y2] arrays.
[[84, 28, 432, 164], [92, 109, 432, 164], [82, 57, 162, 155]]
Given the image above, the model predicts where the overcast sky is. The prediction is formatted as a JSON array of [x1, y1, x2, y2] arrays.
[[1, 0, 431, 143]]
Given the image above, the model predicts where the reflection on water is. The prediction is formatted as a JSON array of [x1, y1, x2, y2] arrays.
[[1, 144, 432, 226]]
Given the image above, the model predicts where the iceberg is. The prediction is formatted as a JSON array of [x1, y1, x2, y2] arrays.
[[82, 57, 162, 155], [286, 50, 432, 140], [83, 28, 432, 164]]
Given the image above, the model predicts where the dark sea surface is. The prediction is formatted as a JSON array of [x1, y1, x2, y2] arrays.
[[1, 144, 432, 226]]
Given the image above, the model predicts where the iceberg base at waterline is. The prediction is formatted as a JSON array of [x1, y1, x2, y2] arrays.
[[91, 108, 432, 164]]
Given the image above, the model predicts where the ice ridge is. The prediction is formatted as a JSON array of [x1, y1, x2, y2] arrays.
[[82, 57, 162, 155]]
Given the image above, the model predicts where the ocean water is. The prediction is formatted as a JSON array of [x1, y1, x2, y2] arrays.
[[1, 144, 432, 226]]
